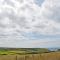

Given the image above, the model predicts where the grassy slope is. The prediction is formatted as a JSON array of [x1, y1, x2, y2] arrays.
[[0, 48, 60, 60], [0, 48, 49, 55], [0, 52, 60, 60]]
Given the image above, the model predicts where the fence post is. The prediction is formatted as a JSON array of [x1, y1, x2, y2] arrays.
[[32, 54, 34, 60], [16, 55, 17, 60]]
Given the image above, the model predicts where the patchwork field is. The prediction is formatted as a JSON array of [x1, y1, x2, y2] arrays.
[[0, 52, 60, 60], [0, 48, 60, 60]]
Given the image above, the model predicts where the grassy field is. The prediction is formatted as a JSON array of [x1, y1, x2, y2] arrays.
[[0, 52, 60, 60], [0, 48, 60, 60], [0, 48, 49, 55]]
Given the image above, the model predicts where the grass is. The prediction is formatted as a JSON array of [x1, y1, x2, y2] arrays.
[[0, 48, 49, 55], [0, 48, 60, 60], [0, 52, 60, 60]]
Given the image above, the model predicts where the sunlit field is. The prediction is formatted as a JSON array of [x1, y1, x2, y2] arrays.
[[0, 52, 60, 60], [0, 48, 60, 60]]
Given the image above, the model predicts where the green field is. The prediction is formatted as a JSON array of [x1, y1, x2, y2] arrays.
[[0, 48, 60, 60], [0, 52, 60, 60], [0, 48, 49, 55]]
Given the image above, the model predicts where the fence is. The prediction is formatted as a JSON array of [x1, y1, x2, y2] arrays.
[[0, 53, 60, 60]]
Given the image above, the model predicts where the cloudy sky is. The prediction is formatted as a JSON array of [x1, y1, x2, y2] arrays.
[[0, 0, 60, 48]]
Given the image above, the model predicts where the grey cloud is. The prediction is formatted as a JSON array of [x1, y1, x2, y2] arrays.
[[0, 11, 28, 29], [0, 0, 60, 48], [41, 0, 60, 22], [4, 0, 15, 7], [34, 23, 46, 29], [0, 0, 60, 35], [18, 0, 24, 3]]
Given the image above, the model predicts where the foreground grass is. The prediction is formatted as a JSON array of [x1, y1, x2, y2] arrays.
[[0, 52, 60, 60], [0, 48, 60, 60]]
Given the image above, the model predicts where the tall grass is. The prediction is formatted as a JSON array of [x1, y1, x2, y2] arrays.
[[0, 52, 60, 60]]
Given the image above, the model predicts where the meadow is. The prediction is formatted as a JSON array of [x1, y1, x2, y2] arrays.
[[0, 48, 60, 60]]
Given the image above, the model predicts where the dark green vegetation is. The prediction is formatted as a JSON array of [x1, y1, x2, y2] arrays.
[[0, 48, 60, 60], [0, 48, 60, 55], [0, 48, 49, 55]]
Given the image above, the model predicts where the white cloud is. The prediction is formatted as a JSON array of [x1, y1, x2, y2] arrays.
[[0, 0, 60, 34], [0, 39, 60, 48], [0, 0, 60, 47]]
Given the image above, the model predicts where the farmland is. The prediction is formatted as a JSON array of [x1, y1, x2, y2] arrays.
[[0, 48, 49, 55], [0, 48, 60, 60]]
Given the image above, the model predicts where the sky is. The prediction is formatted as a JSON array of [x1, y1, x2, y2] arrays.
[[0, 0, 60, 48]]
